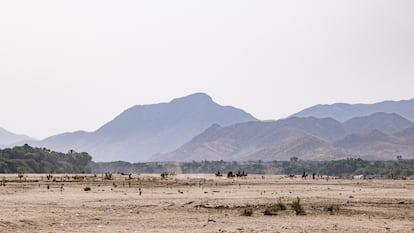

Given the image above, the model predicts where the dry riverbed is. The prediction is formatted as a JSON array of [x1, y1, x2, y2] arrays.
[[0, 174, 413, 233]]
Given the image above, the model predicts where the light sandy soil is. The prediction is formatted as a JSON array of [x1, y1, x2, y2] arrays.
[[0, 173, 413, 233]]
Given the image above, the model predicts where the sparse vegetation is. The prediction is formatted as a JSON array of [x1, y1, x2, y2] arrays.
[[0, 172, 412, 232], [324, 204, 340, 214], [241, 208, 253, 216], [263, 206, 278, 216], [291, 197, 305, 215], [263, 199, 286, 215], [276, 199, 287, 211]]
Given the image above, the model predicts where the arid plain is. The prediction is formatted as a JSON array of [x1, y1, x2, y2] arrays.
[[0, 174, 413, 233]]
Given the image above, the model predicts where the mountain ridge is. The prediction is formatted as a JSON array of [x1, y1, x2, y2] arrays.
[[5, 95, 414, 162], [14, 93, 257, 162], [0, 127, 34, 147], [156, 112, 414, 161], [292, 98, 414, 122]]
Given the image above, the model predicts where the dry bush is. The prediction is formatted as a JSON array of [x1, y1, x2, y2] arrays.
[[263, 206, 278, 216], [324, 204, 340, 214], [290, 197, 305, 215], [276, 199, 287, 211], [241, 208, 253, 216]]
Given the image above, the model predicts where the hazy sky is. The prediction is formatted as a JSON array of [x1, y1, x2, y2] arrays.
[[1, 0, 413, 139]]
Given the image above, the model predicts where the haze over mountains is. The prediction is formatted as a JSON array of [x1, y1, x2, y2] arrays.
[[292, 99, 414, 122], [1, 94, 414, 162], [0, 128, 34, 147], [6, 93, 256, 161], [158, 113, 414, 161]]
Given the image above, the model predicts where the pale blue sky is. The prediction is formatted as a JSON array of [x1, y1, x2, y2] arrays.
[[1, 0, 413, 139]]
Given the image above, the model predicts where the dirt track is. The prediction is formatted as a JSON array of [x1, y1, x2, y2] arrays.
[[0, 174, 413, 233]]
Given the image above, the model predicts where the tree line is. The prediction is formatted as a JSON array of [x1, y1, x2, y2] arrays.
[[91, 158, 414, 178], [0, 144, 92, 173], [1, 145, 412, 178]]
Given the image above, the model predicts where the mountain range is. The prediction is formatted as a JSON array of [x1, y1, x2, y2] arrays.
[[2, 94, 414, 162], [5, 93, 256, 161], [156, 112, 414, 161], [292, 99, 414, 122]]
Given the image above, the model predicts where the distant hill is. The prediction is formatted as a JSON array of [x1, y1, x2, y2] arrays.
[[155, 117, 347, 161], [156, 114, 414, 161], [0, 127, 34, 147], [333, 129, 414, 160], [393, 127, 414, 144], [343, 112, 414, 134], [21, 93, 257, 162], [291, 99, 414, 122]]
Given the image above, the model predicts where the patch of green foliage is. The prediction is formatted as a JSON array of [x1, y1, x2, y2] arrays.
[[0, 144, 92, 173]]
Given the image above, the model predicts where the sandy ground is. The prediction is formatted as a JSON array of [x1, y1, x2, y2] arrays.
[[0, 173, 413, 233]]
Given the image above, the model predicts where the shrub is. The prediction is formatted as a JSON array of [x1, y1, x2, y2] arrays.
[[263, 206, 278, 216], [276, 199, 287, 211], [290, 197, 305, 215], [324, 204, 340, 214], [263, 199, 287, 215], [241, 208, 253, 216], [84, 187, 91, 191]]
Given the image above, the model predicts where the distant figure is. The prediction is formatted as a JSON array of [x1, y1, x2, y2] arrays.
[[161, 172, 168, 179], [241, 170, 247, 177], [215, 170, 222, 177], [302, 172, 307, 178], [312, 173, 315, 180], [139, 187, 142, 196]]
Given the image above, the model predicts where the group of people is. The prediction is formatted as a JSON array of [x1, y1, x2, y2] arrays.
[[215, 170, 247, 178]]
